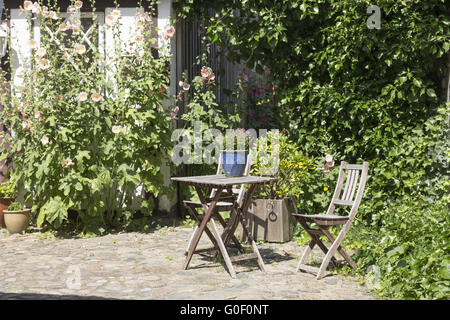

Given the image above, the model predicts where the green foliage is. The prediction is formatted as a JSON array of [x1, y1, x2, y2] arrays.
[[251, 131, 318, 200], [7, 201, 25, 211], [0, 181, 16, 198], [0, 1, 175, 233], [347, 199, 450, 299], [176, 0, 450, 299]]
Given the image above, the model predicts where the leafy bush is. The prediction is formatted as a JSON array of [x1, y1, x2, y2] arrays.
[[0, 181, 16, 198], [0, 1, 175, 233]]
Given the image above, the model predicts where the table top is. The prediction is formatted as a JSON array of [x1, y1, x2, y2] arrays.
[[171, 175, 277, 187]]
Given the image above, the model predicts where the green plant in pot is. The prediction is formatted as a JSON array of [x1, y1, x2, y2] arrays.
[[247, 131, 316, 242], [0, 181, 17, 229], [3, 201, 30, 234]]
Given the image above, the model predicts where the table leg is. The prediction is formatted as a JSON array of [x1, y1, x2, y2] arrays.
[[209, 217, 237, 278], [183, 186, 223, 270]]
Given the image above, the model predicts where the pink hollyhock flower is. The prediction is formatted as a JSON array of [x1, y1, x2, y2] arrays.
[[62, 157, 75, 168], [164, 26, 175, 40], [262, 117, 268, 123], [41, 135, 49, 145], [77, 92, 88, 101], [112, 125, 121, 134], [24, 1, 33, 11], [91, 93, 104, 102], [74, 43, 86, 55], [201, 66, 209, 78], [170, 112, 178, 120]]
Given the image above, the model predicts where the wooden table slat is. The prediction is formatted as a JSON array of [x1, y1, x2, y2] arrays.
[[171, 175, 277, 187]]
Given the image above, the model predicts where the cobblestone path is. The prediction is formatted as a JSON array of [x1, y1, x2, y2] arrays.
[[0, 225, 374, 300]]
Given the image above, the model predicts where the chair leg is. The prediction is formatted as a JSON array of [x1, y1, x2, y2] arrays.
[[316, 223, 352, 279], [216, 211, 244, 253], [185, 224, 198, 254], [319, 226, 357, 269], [209, 217, 237, 278], [296, 239, 315, 272], [184, 203, 219, 256]]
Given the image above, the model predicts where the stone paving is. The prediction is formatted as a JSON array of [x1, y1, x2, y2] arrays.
[[0, 221, 375, 300]]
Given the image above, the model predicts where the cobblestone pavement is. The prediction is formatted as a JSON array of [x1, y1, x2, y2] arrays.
[[0, 223, 374, 300]]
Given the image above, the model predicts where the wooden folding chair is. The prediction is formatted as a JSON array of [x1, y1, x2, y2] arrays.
[[292, 161, 369, 279], [183, 151, 253, 255]]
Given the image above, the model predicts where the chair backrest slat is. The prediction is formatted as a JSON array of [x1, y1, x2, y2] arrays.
[[346, 170, 359, 201], [333, 199, 354, 206], [328, 161, 369, 221], [341, 169, 354, 201], [236, 152, 253, 205]]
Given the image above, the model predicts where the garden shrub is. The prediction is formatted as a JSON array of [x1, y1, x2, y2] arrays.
[[0, 1, 176, 234], [175, 0, 450, 299]]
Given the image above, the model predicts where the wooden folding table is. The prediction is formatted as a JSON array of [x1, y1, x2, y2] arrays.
[[171, 175, 277, 278]]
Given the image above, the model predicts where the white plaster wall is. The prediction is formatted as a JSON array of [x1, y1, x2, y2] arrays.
[[157, 0, 177, 213]]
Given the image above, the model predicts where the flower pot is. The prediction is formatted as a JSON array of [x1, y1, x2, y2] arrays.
[[222, 150, 247, 177], [243, 197, 297, 243], [3, 208, 30, 234], [0, 197, 14, 229]]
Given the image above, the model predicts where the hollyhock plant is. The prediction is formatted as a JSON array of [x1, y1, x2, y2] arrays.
[[0, 1, 174, 233]]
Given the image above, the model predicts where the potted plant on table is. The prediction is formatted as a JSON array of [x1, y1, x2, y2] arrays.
[[246, 131, 316, 242], [3, 201, 31, 234], [0, 181, 17, 229]]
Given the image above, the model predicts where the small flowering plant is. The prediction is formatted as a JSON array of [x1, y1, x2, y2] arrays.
[[251, 131, 316, 200], [0, 1, 175, 232]]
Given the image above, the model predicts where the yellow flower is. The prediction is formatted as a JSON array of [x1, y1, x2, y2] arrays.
[[323, 187, 329, 191]]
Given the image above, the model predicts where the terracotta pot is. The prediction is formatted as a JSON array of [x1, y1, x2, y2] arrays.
[[0, 197, 14, 229], [3, 209, 30, 234]]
